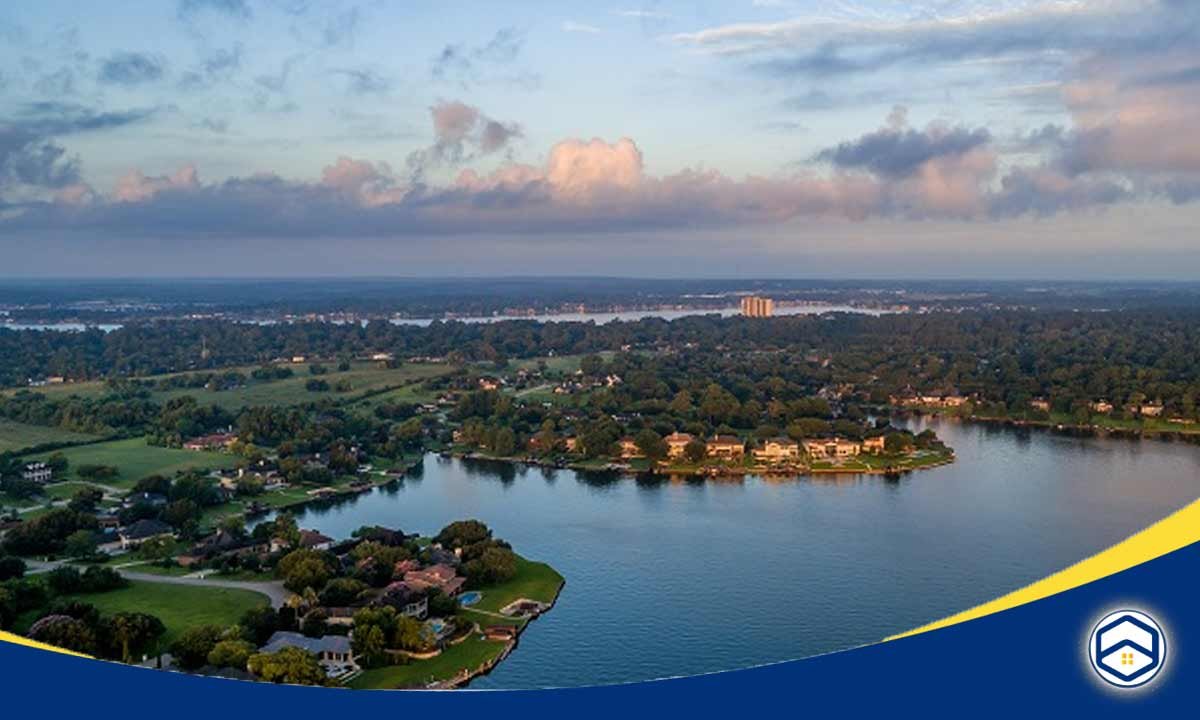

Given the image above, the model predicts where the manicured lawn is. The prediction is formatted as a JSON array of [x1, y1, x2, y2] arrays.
[[61, 581, 269, 646], [468, 557, 564, 615], [0, 418, 100, 453], [25, 437, 237, 489], [347, 635, 507, 689]]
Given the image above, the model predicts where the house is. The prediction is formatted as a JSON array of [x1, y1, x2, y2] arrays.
[[118, 519, 175, 549], [618, 437, 642, 459], [862, 436, 887, 454], [1140, 404, 1165, 418], [564, 437, 579, 452], [803, 438, 862, 460], [1091, 400, 1115, 414], [259, 631, 356, 675], [665, 432, 694, 459], [183, 432, 238, 451], [752, 438, 800, 463], [1030, 398, 1051, 413], [706, 435, 745, 459], [478, 377, 501, 391], [370, 352, 394, 362], [96, 515, 121, 533], [403, 564, 466, 596], [22, 462, 52, 484], [381, 581, 429, 619], [299, 529, 334, 551]]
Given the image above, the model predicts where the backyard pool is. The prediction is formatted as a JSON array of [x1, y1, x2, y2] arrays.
[[458, 591, 482, 606]]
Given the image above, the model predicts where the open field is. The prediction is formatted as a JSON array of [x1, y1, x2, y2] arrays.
[[0, 419, 101, 453], [25, 437, 237, 488], [3, 362, 454, 411], [13, 580, 269, 647]]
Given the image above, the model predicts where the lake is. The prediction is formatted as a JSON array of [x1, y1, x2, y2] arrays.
[[265, 418, 1200, 689]]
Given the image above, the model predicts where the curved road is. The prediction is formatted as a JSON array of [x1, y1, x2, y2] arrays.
[[25, 560, 291, 608]]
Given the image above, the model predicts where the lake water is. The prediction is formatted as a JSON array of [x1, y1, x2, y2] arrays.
[[266, 418, 1200, 689]]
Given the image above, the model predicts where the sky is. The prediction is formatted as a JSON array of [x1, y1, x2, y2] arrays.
[[1, 0, 1199, 279]]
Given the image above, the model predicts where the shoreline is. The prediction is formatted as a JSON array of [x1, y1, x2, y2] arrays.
[[897, 410, 1200, 444]]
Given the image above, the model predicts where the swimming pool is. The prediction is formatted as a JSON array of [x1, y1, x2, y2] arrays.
[[458, 591, 482, 606]]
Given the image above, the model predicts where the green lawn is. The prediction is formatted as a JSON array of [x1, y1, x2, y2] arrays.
[[62, 581, 269, 646], [347, 636, 507, 689], [25, 437, 237, 489], [465, 557, 564, 617], [0, 418, 100, 453]]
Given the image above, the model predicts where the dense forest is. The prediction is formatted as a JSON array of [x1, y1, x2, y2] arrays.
[[4, 311, 1200, 420]]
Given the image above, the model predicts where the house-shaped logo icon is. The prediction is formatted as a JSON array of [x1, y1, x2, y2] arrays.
[[1088, 610, 1166, 688]]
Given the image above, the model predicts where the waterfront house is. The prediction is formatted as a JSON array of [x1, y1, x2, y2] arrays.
[[862, 436, 886, 454], [664, 432, 694, 459], [381, 580, 429, 619], [803, 438, 863, 460], [260, 631, 356, 675], [485, 625, 518, 641], [1091, 400, 1114, 414], [1030, 398, 1051, 413], [752, 438, 801, 463], [618, 437, 642, 459], [404, 564, 466, 596], [300, 529, 335, 551], [706, 436, 745, 459], [1140, 403, 1165, 418]]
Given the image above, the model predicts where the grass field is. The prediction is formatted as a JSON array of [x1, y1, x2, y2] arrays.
[[348, 635, 507, 689], [0, 418, 101, 453], [14, 580, 269, 647], [26, 437, 238, 488]]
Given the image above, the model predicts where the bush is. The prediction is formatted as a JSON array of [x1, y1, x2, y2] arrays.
[[0, 556, 25, 582], [170, 624, 226, 670]]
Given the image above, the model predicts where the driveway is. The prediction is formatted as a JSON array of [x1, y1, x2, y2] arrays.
[[23, 560, 291, 608]]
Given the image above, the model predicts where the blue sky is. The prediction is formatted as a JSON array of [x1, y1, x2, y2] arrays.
[[1, 1, 1199, 278]]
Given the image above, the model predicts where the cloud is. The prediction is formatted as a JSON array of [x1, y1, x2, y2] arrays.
[[0, 129, 80, 192], [406, 101, 523, 179], [98, 52, 166, 86], [563, 21, 602, 34], [432, 28, 534, 88], [178, 0, 251, 19], [113, 165, 200, 203], [814, 107, 992, 179], [10, 102, 157, 136], [332, 67, 393, 95], [178, 44, 243, 89]]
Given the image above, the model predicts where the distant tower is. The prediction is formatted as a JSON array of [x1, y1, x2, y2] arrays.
[[740, 296, 775, 318], [200, 337, 211, 361]]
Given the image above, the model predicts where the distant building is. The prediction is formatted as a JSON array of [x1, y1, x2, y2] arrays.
[[118, 519, 175, 550], [862, 436, 887, 454], [22, 462, 52, 484], [706, 435, 745, 459], [752, 438, 800, 463], [183, 432, 238, 451], [404, 564, 466, 597], [618, 437, 642, 459], [1091, 400, 1114, 414], [1140, 403, 1165, 418], [803, 438, 863, 460], [664, 432, 694, 459], [740, 296, 775, 318], [1030, 398, 1051, 413]]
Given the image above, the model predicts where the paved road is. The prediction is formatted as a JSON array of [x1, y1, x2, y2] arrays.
[[24, 560, 291, 608]]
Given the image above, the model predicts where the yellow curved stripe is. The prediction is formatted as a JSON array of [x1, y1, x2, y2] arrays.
[[0, 629, 91, 657], [888, 496, 1200, 641]]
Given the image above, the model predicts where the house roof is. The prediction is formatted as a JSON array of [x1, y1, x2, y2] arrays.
[[665, 432, 693, 442], [261, 631, 351, 656], [121, 519, 173, 539], [708, 435, 742, 445], [299, 529, 334, 547]]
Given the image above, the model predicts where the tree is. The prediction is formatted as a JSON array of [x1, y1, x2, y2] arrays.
[[394, 615, 433, 652], [435, 520, 491, 549], [248, 647, 327, 686], [27, 615, 97, 655], [170, 625, 226, 670], [683, 438, 708, 463], [319, 578, 368, 607], [464, 546, 517, 586], [277, 549, 334, 593], [63, 530, 97, 559], [238, 606, 280, 646], [102, 612, 165, 663], [208, 639, 256, 669], [353, 624, 388, 669], [67, 487, 104, 513], [634, 429, 667, 462], [46, 565, 83, 594], [0, 556, 26, 582]]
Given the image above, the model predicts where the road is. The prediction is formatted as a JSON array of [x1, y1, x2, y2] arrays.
[[23, 560, 291, 608]]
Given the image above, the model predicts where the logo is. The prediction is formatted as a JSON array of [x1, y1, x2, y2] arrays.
[[1088, 609, 1166, 688]]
